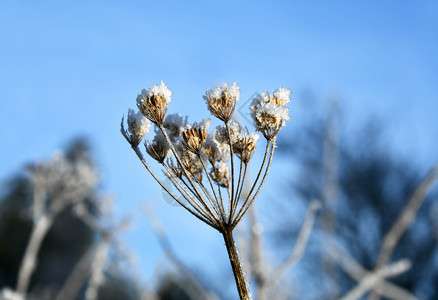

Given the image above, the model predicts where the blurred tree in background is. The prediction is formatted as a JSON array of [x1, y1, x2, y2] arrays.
[[0, 139, 138, 300], [274, 102, 438, 300]]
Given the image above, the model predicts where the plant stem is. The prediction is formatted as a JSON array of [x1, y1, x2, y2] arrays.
[[222, 229, 251, 300]]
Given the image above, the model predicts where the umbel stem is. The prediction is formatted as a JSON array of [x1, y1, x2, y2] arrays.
[[222, 228, 251, 299], [122, 82, 291, 299]]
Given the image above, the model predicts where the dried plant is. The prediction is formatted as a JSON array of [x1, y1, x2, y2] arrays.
[[121, 81, 291, 299]]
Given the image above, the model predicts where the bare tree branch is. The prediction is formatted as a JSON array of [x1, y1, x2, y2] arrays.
[[55, 244, 96, 300], [244, 200, 320, 300], [328, 242, 417, 300], [340, 259, 411, 300], [248, 208, 268, 300], [269, 200, 321, 285]]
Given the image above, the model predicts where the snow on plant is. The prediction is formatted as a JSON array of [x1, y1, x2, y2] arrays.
[[121, 81, 291, 299]]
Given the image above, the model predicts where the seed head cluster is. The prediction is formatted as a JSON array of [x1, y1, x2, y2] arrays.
[[121, 80, 290, 230]]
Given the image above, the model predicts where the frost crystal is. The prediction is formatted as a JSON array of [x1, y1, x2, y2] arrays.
[[146, 80, 172, 104]]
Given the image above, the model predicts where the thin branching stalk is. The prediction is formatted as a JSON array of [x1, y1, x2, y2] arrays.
[[198, 157, 224, 219], [226, 121, 237, 222], [233, 138, 276, 227], [234, 158, 244, 206], [233, 139, 272, 222], [159, 124, 210, 210], [132, 146, 219, 228], [123, 82, 291, 299], [198, 181, 222, 217], [162, 167, 214, 221], [235, 163, 248, 208]]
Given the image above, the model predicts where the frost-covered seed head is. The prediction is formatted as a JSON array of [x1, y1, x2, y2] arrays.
[[180, 151, 204, 183], [163, 113, 187, 142], [181, 119, 211, 153], [271, 87, 291, 106], [250, 88, 291, 139], [233, 131, 259, 164], [145, 130, 171, 163], [210, 161, 230, 188], [203, 82, 240, 122], [213, 120, 241, 146], [136, 81, 172, 125], [203, 137, 230, 164], [203, 137, 220, 164], [126, 109, 151, 146]]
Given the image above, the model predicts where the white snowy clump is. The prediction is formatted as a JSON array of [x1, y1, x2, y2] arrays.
[[203, 82, 240, 103], [137, 80, 172, 104]]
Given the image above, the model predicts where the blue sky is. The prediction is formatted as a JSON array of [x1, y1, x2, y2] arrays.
[[1, 0, 438, 288]]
